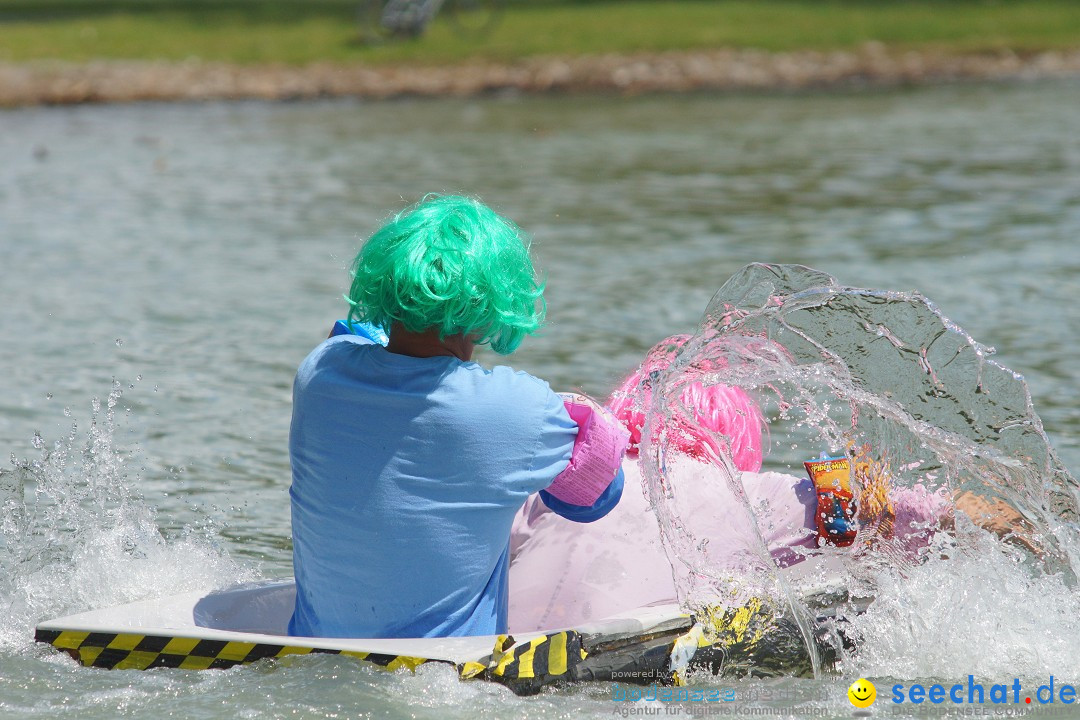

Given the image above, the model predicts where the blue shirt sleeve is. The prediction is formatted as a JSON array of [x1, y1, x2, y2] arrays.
[[523, 383, 578, 494]]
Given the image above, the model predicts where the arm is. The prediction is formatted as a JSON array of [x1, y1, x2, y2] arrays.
[[952, 491, 1040, 554], [540, 394, 629, 523], [852, 446, 1039, 555]]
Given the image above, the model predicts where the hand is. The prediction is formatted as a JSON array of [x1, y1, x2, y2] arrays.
[[954, 491, 1039, 554], [557, 392, 603, 411]]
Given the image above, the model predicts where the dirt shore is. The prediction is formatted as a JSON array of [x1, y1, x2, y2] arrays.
[[3, 44, 1080, 106]]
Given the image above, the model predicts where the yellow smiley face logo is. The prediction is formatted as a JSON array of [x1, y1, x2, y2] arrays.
[[848, 678, 876, 708]]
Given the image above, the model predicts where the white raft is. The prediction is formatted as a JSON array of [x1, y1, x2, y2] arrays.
[[35, 578, 851, 694]]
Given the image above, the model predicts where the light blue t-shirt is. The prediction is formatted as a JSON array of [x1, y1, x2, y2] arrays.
[[288, 335, 581, 639]]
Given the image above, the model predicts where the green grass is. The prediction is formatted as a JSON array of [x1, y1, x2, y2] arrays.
[[1, 0, 1078, 66]]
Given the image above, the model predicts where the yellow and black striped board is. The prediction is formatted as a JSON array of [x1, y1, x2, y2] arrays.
[[34, 582, 849, 695], [34, 627, 429, 673], [33, 625, 601, 695]]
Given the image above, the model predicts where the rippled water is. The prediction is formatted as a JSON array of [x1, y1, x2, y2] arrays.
[[1, 79, 1079, 718]]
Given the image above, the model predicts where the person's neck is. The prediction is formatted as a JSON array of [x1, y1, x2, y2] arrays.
[[386, 324, 475, 362]]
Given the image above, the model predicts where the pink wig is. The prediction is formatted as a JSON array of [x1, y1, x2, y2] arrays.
[[606, 334, 765, 472]]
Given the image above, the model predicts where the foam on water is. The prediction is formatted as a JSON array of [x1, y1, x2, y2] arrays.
[[851, 529, 1080, 680], [638, 263, 1080, 680], [0, 380, 253, 651]]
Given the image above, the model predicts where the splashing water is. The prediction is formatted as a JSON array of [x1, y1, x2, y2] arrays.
[[0, 380, 252, 651], [638, 264, 1080, 679]]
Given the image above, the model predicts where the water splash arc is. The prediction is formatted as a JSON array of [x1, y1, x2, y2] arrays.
[[638, 263, 1080, 676]]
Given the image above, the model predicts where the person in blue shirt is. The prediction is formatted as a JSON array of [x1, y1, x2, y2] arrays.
[[289, 195, 624, 639]]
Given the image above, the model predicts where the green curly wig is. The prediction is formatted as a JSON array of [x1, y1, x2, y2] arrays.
[[346, 195, 546, 355]]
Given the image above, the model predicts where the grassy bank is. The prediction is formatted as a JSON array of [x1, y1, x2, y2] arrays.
[[1, 0, 1079, 67]]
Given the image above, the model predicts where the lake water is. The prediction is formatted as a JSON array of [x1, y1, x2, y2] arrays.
[[1, 79, 1079, 718]]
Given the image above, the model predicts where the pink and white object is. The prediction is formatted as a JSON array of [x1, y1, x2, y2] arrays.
[[509, 462, 955, 632], [544, 395, 631, 507]]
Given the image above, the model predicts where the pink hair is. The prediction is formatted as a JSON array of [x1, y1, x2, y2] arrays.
[[606, 334, 764, 472]]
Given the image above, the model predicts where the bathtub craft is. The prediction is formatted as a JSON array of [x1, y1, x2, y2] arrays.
[[35, 579, 858, 695], [36, 320, 863, 692]]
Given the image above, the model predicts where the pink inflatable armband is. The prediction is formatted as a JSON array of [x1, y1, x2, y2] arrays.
[[546, 394, 630, 507]]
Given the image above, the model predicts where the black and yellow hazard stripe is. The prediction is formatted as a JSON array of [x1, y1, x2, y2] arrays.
[[489, 630, 585, 681], [34, 628, 429, 673], [458, 630, 588, 695]]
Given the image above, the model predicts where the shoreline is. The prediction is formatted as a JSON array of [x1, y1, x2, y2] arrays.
[[3, 45, 1080, 107]]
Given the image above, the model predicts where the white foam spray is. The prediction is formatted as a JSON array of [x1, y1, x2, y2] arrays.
[[0, 380, 253, 650]]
